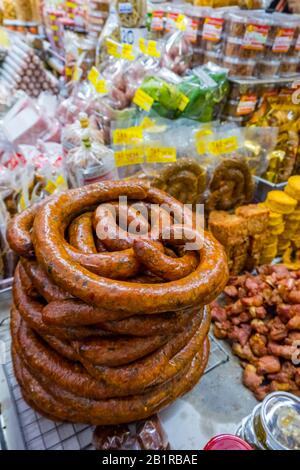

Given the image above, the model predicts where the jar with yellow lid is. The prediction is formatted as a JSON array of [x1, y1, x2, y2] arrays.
[[236, 392, 300, 450]]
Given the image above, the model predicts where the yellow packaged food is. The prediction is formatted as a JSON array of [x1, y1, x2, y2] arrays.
[[269, 223, 285, 235], [285, 175, 300, 202], [265, 190, 297, 214]]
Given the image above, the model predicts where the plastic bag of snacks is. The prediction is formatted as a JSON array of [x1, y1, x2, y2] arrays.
[[95, 9, 121, 66], [243, 126, 278, 176], [93, 415, 170, 450], [14, 0, 33, 21], [201, 124, 255, 212], [64, 130, 116, 188], [137, 68, 185, 120], [116, 0, 147, 28], [111, 113, 146, 180], [3, 0, 17, 20], [88, 0, 110, 37], [160, 28, 193, 76], [61, 112, 104, 157], [179, 62, 229, 121]]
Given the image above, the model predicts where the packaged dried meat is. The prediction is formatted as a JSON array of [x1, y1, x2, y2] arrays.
[[160, 28, 193, 76], [116, 0, 147, 28], [257, 59, 280, 78], [201, 7, 227, 54], [279, 57, 299, 77], [223, 56, 256, 78], [224, 37, 259, 60]]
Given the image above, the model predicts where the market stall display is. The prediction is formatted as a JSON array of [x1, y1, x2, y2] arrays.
[[1, 0, 300, 452]]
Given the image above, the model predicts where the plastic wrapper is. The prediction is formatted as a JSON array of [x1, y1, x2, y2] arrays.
[[200, 6, 237, 59], [160, 28, 193, 76], [139, 68, 184, 120], [57, 81, 99, 126], [62, 112, 104, 157], [179, 62, 229, 121], [116, 0, 147, 28], [88, 0, 110, 37], [65, 130, 116, 188], [93, 415, 170, 450], [3, 0, 17, 20], [14, 0, 33, 21], [95, 9, 121, 66], [147, 3, 168, 40], [249, 88, 300, 183]]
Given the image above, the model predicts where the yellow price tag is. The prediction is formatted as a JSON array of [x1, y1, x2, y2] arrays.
[[113, 126, 143, 146], [49, 14, 57, 20], [176, 14, 187, 31], [208, 136, 239, 156], [65, 66, 73, 76], [0, 29, 10, 48], [56, 175, 67, 188], [145, 147, 177, 164], [133, 89, 154, 112], [114, 148, 144, 168], [140, 117, 155, 130], [44, 180, 57, 194], [178, 93, 189, 112], [139, 38, 160, 58], [66, 1, 77, 8], [195, 128, 212, 155], [51, 25, 59, 31], [53, 35, 59, 41], [122, 43, 135, 61], [88, 66, 100, 86], [106, 39, 121, 58], [95, 80, 108, 94]]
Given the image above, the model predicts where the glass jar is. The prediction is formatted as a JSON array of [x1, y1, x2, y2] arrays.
[[236, 392, 300, 450]]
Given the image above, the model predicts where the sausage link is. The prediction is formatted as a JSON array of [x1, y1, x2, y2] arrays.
[[6, 197, 51, 257], [32, 182, 228, 313], [13, 266, 112, 340], [21, 258, 71, 302], [18, 263, 39, 298], [13, 340, 209, 425], [134, 239, 199, 281], [13, 306, 208, 399], [68, 212, 97, 254], [72, 333, 171, 367]]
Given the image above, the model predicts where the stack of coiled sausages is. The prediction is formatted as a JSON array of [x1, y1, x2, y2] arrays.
[[7, 181, 228, 425]]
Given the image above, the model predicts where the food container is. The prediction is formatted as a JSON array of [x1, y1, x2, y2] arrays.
[[203, 49, 221, 65], [224, 37, 259, 60], [116, 0, 147, 28], [223, 56, 256, 78], [257, 59, 280, 79], [279, 57, 299, 77], [236, 392, 300, 450], [201, 8, 227, 54], [204, 434, 253, 450]]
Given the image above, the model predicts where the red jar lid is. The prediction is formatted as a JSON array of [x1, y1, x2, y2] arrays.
[[204, 434, 253, 450]]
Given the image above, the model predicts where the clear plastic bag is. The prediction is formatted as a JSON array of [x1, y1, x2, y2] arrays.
[[65, 130, 116, 188], [160, 28, 194, 76], [62, 112, 104, 157], [93, 415, 170, 450]]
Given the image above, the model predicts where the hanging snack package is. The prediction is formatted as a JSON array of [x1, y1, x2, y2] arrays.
[[88, 0, 110, 38], [160, 27, 194, 76], [95, 9, 121, 66], [64, 130, 116, 188], [179, 62, 229, 122], [116, 0, 147, 28]]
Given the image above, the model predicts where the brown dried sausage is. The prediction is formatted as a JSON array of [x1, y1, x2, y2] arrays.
[[134, 239, 199, 281], [21, 258, 71, 302], [72, 333, 171, 367], [68, 212, 97, 254], [14, 306, 209, 398], [32, 182, 228, 314], [12, 339, 209, 425], [6, 197, 51, 257]]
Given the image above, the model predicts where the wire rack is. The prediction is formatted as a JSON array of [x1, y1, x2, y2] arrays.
[[0, 317, 229, 450]]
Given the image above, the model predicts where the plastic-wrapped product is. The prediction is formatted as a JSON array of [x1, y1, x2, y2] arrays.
[[14, 0, 33, 21], [223, 56, 256, 78], [93, 415, 170, 450], [62, 112, 104, 157], [160, 28, 193, 76], [65, 131, 116, 188], [279, 57, 299, 77], [201, 7, 235, 58], [88, 0, 110, 37], [179, 62, 229, 121], [3, 0, 17, 20], [116, 0, 147, 28]]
